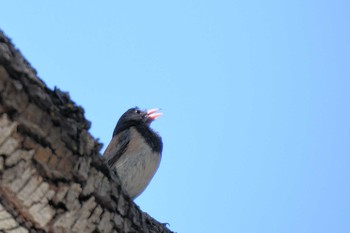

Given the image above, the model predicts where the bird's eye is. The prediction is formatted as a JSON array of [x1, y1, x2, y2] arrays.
[[135, 110, 141, 114]]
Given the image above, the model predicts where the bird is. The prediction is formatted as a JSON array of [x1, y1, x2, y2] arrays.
[[102, 107, 163, 199]]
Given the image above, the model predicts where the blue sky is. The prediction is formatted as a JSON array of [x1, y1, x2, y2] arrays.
[[1, 1, 350, 232]]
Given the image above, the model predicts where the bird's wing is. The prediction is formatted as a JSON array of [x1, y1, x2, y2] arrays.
[[102, 129, 130, 168]]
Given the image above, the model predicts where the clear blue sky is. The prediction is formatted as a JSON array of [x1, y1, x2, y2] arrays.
[[1, 1, 350, 232]]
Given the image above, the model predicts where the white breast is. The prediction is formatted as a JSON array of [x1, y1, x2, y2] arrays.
[[115, 127, 161, 199]]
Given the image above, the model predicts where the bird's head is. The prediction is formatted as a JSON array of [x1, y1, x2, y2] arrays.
[[113, 107, 162, 136]]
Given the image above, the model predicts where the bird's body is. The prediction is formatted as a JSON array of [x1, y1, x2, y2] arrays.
[[103, 107, 163, 199]]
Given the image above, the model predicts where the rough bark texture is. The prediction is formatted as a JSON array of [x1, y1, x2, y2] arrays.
[[0, 30, 172, 233]]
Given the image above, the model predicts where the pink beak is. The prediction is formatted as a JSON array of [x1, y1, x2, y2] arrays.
[[147, 108, 163, 121]]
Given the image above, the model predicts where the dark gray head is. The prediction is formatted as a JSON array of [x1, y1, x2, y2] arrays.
[[112, 107, 163, 153], [113, 107, 162, 136]]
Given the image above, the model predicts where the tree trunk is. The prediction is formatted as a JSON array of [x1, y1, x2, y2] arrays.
[[0, 30, 172, 233]]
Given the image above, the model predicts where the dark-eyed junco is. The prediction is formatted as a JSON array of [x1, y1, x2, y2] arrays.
[[103, 107, 163, 199]]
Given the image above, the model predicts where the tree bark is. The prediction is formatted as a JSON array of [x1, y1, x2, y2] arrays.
[[0, 30, 172, 233]]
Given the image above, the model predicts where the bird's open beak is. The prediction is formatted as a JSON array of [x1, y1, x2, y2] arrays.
[[147, 108, 163, 121]]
